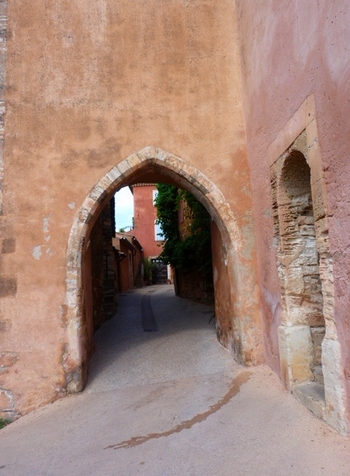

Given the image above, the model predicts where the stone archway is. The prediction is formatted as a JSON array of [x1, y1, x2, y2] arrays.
[[63, 147, 263, 392]]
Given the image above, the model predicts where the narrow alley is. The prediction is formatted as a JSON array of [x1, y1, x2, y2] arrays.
[[0, 285, 350, 475]]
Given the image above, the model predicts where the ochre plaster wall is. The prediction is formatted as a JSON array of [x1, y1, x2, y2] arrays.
[[0, 0, 262, 415], [236, 0, 350, 417]]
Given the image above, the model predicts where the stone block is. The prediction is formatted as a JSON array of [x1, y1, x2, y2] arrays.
[[106, 166, 122, 183], [322, 338, 349, 435], [268, 95, 315, 166], [116, 159, 131, 175], [284, 270, 305, 295], [154, 148, 168, 161], [164, 154, 183, 174], [278, 325, 314, 390], [126, 153, 142, 169], [311, 180, 326, 221], [88, 184, 106, 202], [297, 216, 314, 226], [310, 326, 325, 365], [138, 146, 156, 160], [313, 365, 324, 385], [307, 131, 323, 182], [97, 174, 113, 191], [293, 381, 325, 420]]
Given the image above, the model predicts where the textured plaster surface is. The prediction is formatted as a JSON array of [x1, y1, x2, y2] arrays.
[[0, 0, 262, 414], [236, 0, 350, 426]]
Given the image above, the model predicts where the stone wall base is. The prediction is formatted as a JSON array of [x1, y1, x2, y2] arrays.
[[278, 325, 313, 390], [322, 338, 349, 435], [278, 325, 349, 435]]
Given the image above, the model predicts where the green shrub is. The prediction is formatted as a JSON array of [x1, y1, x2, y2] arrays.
[[0, 418, 11, 429], [154, 184, 212, 275]]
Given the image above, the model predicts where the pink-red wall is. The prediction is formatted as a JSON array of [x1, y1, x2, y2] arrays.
[[236, 0, 350, 383]]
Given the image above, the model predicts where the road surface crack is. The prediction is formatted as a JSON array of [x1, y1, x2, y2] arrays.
[[105, 371, 251, 450]]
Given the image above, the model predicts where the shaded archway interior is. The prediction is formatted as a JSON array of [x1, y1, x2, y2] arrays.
[[81, 161, 233, 386], [65, 148, 263, 397]]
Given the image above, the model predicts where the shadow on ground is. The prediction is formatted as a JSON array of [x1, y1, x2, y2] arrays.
[[86, 284, 226, 392]]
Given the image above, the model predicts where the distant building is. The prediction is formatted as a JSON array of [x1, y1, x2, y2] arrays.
[[112, 233, 144, 292], [129, 184, 163, 259], [129, 184, 169, 284]]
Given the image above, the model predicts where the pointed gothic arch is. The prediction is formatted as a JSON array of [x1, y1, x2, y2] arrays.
[[63, 147, 263, 392]]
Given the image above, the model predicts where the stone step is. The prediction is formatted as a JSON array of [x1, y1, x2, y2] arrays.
[[293, 381, 325, 420]]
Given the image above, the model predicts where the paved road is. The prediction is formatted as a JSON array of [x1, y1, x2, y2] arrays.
[[1, 285, 350, 475]]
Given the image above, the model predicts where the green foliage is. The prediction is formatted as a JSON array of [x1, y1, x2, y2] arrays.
[[154, 184, 212, 274], [143, 257, 155, 283], [0, 418, 11, 429], [154, 184, 180, 265]]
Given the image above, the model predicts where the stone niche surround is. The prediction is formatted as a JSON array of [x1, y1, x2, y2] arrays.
[[268, 95, 349, 435]]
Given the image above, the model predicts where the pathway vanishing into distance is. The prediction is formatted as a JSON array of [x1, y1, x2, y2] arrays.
[[0, 285, 350, 475]]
